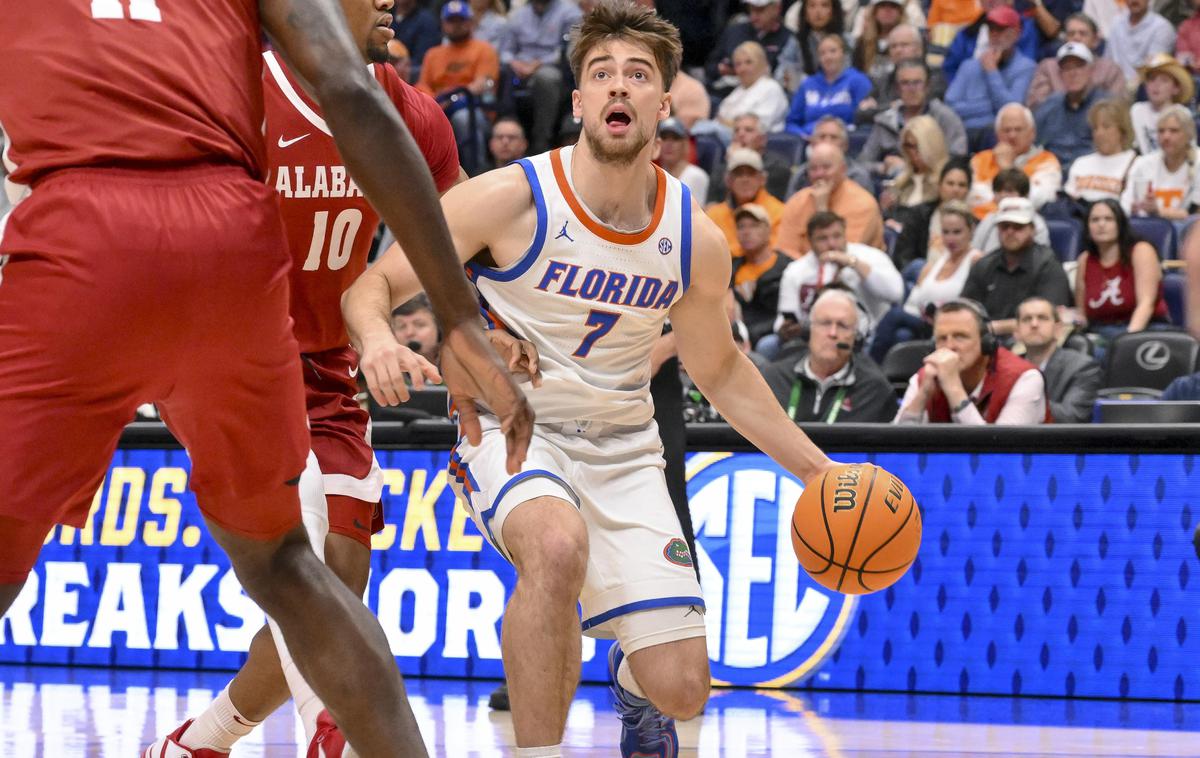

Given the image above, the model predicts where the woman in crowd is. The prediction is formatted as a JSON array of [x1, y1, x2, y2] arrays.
[[1074, 198, 1168, 345], [1122, 105, 1200, 220], [870, 201, 981, 362], [881, 115, 949, 213], [1130, 54, 1193, 156], [1063, 99, 1138, 208], [851, 0, 923, 81], [718, 41, 791, 133], [784, 34, 871, 137], [890, 157, 972, 269], [468, 0, 507, 51], [778, 0, 848, 85]]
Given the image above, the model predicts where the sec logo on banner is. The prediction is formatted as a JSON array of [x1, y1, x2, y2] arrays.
[[688, 453, 857, 688]]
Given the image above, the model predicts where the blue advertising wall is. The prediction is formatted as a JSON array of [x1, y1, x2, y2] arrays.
[[1, 447, 1196, 701]]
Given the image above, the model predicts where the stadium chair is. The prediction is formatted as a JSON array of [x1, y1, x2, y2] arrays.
[[693, 134, 723, 176], [765, 132, 806, 167], [847, 129, 869, 158], [1062, 331, 1094, 356], [881, 339, 934, 396], [1094, 400, 1200, 423], [884, 225, 899, 260], [1045, 218, 1082, 262], [1163, 271, 1187, 326], [1099, 330, 1199, 397], [1129, 216, 1178, 260]]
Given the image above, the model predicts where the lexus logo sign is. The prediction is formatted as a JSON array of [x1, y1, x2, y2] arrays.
[[1134, 340, 1171, 371]]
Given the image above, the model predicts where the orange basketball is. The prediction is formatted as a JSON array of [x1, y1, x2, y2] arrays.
[[791, 463, 922, 595]]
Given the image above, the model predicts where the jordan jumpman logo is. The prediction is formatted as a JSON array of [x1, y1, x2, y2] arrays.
[[555, 220, 575, 242]]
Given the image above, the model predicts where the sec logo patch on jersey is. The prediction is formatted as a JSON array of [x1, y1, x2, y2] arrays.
[[688, 452, 857, 687], [657, 236, 673, 255]]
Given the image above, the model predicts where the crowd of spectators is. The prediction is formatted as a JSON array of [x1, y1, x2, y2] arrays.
[[366, 0, 1200, 424]]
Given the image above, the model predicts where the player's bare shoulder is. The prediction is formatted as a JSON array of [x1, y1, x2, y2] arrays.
[[683, 195, 733, 292], [441, 163, 537, 268]]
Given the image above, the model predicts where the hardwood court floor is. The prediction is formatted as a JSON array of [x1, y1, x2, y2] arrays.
[[2, 665, 1199, 757]]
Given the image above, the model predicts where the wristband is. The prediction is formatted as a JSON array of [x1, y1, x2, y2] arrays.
[[952, 397, 973, 414]]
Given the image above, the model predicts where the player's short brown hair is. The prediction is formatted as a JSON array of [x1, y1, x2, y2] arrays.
[[569, 0, 683, 90]]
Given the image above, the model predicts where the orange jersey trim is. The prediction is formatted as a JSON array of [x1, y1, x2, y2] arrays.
[[549, 148, 666, 245]]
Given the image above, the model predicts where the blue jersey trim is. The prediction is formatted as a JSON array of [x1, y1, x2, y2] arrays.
[[580, 596, 707, 631], [680, 183, 693, 293], [464, 158, 548, 282], [479, 468, 575, 532]]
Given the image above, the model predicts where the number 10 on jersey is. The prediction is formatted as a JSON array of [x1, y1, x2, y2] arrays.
[[303, 209, 363, 272]]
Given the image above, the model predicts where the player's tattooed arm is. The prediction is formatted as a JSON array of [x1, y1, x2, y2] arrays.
[[670, 202, 836, 485]]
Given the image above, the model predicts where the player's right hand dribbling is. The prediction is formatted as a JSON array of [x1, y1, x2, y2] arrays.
[[360, 337, 442, 406]]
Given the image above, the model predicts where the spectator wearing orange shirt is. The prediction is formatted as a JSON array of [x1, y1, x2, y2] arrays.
[[417, 2, 500, 173]]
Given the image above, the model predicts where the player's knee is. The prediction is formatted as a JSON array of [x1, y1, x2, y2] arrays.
[[654, 669, 710, 720], [512, 516, 588, 601], [229, 528, 321, 613]]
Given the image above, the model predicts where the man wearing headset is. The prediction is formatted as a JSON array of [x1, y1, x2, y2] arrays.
[[894, 299, 1051, 424], [761, 286, 897, 423]]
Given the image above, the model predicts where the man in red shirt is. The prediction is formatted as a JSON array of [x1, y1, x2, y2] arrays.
[[0, 0, 532, 756]]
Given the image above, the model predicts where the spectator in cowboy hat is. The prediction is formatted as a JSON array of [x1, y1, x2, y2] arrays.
[[1130, 53, 1195, 155]]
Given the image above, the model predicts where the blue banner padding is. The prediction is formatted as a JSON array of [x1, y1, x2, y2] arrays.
[[0, 449, 1195, 700]]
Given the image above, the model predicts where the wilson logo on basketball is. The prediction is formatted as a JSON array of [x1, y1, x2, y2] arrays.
[[686, 452, 857, 688]]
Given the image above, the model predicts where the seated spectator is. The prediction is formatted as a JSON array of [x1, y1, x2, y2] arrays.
[[1063, 99, 1138, 206], [1015, 296, 1102, 423], [860, 59, 968, 175], [780, 142, 886, 255], [1028, 0, 1094, 59], [891, 158, 974, 268], [1161, 370, 1200, 400], [972, 169, 1052, 254], [761, 287, 899, 422], [706, 148, 787, 257], [1104, 0, 1176, 82], [968, 103, 1061, 217], [943, 0, 1040, 83], [784, 35, 873, 137], [1179, 0, 1200, 75], [777, 0, 848, 86], [960, 197, 1073, 335], [792, 115, 877, 193], [469, 0, 509, 51], [1074, 198, 1169, 344], [872, 201, 983, 361], [1026, 13, 1127, 110], [655, 118, 710, 203], [709, 113, 793, 203], [483, 116, 528, 172], [856, 25, 950, 125], [669, 69, 712, 130], [772, 212, 904, 354], [417, 2, 499, 173], [852, 0, 917, 83], [880, 115, 949, 214], [894, 299, 1050, 424], [1131, 54, 1194, 155], [706, 0, 796, 96], [944, 6, 1036, 147], [387, 40, 413, 83], [391, 0, 441, 83], [392, 294, 441, 365], [1121, 105, 1200, 221], [732, 203, 794, 344], [717, 41, 791, 133], [498, 0, 582, 153], [1034, 43, 1104, 172]]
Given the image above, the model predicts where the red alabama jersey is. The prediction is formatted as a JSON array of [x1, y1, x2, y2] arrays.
[[0, 0, 266, 205], [262, 51, 460, 354]]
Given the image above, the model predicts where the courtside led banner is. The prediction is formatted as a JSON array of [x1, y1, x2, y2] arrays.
[[2, 448, 1197, 700]]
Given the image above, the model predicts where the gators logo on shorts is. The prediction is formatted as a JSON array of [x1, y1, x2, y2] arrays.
[[663, 538, 693, 567]]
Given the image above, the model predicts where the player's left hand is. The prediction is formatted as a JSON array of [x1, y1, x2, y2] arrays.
[[485, 329, 543, 387]]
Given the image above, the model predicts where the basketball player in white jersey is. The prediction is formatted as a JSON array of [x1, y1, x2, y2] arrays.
[[344, 3, 837, 756]]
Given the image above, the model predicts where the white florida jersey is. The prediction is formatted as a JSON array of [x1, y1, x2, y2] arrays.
[[466, 146, 694, 426]]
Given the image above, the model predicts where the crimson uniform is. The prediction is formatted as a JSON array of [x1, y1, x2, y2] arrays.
[[261, 50, 459, 546], [0, 0, 309, 579]]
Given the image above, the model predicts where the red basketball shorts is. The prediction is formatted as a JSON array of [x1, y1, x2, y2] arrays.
[[301, 345, 384, 547], [0, 166, 310, 547]]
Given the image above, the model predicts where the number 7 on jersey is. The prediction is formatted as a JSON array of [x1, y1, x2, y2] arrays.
[[573, 309, 621, 358]]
